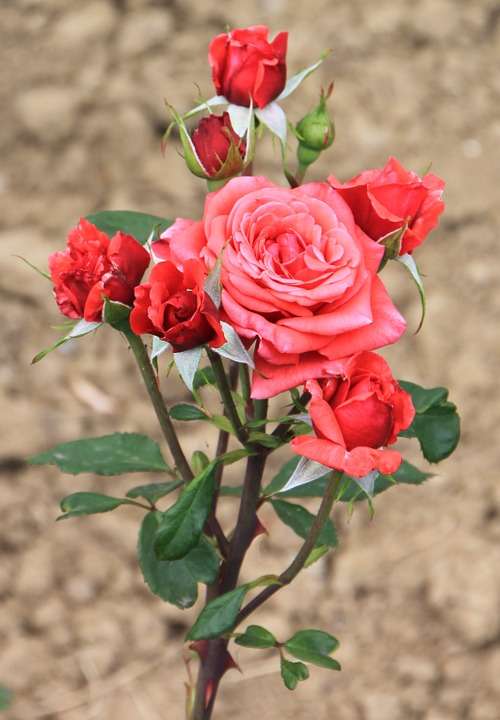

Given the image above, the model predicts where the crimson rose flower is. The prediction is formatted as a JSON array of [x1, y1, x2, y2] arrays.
[[192, 112, 246, 177], [292, 352, 415, 477], [328, 157, 445, 255], [209, 25, 287, 108], [129, 259, 225, 352], [154, 177, 407, 399], [49, 219, 150, 322]]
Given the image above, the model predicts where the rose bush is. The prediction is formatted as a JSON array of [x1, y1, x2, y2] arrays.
[[130, 259, 225, 352], [154, 176, 407, 399], [49, 218, 149, 322], [292, 351, 415, 477], [328, 157, 445, 255], [209, 25, 288, 108]]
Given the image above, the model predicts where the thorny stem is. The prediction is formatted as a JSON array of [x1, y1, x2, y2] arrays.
[[236, 470, 343, 624], [191, 398, 268, 720], [125, 330, 194, 483]]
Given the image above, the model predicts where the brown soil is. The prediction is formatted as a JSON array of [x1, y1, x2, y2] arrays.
[[1, 1, 499, 719]]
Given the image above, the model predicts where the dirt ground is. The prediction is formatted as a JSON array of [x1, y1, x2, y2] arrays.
[[1, 1, 500, 718]]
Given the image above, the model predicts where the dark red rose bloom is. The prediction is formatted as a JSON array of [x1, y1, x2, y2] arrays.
[[292, 352, 415, 477], [328, 157, 445, 255], [48, 219, 150, 322], [129, 259, 225, 352], [192, 112, 246, 177], [209, 25, 288, 108]]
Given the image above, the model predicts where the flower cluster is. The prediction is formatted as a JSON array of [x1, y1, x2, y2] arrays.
[[47, 24, 446, 480]]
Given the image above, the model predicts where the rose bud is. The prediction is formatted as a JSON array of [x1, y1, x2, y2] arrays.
[[167, 106, 254, 183], [296, 84, 335, 168], [191, 112, 246, 178], [48, 218, 150, 322], [291, 352, 415, 478], [129, 259, 225, 352], [329, 157, 445, 255], [209, 25, 288, 108]]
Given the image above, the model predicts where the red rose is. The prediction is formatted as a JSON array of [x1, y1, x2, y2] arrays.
[[129, 259, 225, 352], [328, 157, 445, 255], [48, 219, 150, 322], [209, 25, 287, 108], [292, 352, 415, 477], [156, 177, 405, 399], [192, 112, 246, 177]]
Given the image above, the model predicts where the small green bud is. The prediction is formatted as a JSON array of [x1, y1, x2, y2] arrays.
[[296, 84, 335, 165]]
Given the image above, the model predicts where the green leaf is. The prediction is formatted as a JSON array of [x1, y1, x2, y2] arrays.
[[102, 298, 131, 331], [0, 686, 12, 711], [187, 585, 248, 640], [411, 404, 460, 463], [32, 319, 101, 364], [280, 658, 309, 690], [126, 479, 182, 505], [393, 460, 433, 485], [304, 545, 330, 568], [169, 403, 208, 421], [193, 366, 217, 390], [234, 625, 277, 649], [399, 380, 448, 414], [138, 512, 219, 608], [211, 415, 234, 434], [86, 210, 171, 245], [398, 380, 460, 463], [285, 629, 341, 671], [58, 492, 133, 520], [154, 463, 216, 561], [29, 433, 170, 475], [271, 499, 337, 547], [218, 449, 254, 466], [248, 431, 282, 449]]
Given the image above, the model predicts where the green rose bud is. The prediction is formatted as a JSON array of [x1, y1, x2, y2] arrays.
[[296, 84, 335, 167]]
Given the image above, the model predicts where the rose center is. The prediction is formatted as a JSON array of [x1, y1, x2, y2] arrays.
[[164, 290, 197, 326]]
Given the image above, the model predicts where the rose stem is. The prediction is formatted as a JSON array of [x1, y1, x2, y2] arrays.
[[125, 330, 194, 482], [191, 399, 268, 720], [206, 349, 249, 446], [125, 331, 229, 552], [235, 470, 343, 624]]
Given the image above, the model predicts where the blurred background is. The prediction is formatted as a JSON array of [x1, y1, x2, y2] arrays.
[[1, 1, 499, 718]]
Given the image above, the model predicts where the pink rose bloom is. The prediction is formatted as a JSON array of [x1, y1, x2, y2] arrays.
[[153, 177, 406, 399]]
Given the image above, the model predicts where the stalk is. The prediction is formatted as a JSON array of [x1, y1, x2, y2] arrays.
[[125, 330, 193, 483]]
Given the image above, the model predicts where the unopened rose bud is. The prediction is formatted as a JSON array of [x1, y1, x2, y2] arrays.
[[296, 84, 335, 167], [192, 113, 246, 178], [167, 104, 254, 183]]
